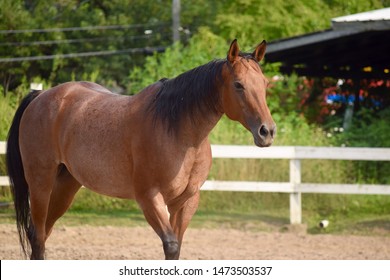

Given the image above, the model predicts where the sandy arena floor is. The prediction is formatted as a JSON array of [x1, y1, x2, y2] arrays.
[[0, 224, 389, 260]]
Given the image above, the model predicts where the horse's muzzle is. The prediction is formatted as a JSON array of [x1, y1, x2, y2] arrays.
[[253, 123, 276, 147]]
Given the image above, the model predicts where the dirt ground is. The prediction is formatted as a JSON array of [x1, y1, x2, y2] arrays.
[[0, 224, 389, 260]]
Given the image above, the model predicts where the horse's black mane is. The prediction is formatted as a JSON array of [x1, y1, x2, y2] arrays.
[[149, 59, 227, 132]]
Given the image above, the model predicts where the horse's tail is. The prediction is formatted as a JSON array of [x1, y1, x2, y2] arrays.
[[6, 90, 40, 257]]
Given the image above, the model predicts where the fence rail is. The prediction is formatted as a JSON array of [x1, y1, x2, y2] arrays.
[[1, 141, 390, 223], [0, 141, 7, 186]]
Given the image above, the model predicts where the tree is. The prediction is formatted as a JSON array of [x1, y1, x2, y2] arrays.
[[0, 0, 173, 94]]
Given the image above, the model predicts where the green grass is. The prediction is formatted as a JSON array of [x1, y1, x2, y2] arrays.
[[302, 193, 390, 235], [1, 187, 389, 237]]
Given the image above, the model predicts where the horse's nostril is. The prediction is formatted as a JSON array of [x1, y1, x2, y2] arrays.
[[270, 125, 276, 138], [259, 125, 269, 138]]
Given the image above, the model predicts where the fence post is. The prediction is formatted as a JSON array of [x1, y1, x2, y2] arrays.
[[289, 158, 302, 224], [30, 83, 43, 90]]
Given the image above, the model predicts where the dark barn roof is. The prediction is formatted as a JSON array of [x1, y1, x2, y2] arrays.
[[265, 8, 390, 79]]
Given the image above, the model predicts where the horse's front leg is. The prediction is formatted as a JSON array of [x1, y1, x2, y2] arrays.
[[137, 192, 180, 260], [168, 191, 200, 256]]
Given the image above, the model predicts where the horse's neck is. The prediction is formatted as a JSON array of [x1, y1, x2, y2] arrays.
[[176, 105, 223, 148], [136, 79, 224, 147]]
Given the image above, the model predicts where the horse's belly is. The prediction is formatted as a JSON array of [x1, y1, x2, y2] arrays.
[[64, 155, 135, 200], [83, 181, 135, 200]]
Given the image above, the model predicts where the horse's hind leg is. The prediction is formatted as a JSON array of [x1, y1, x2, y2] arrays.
[[26, 165, 58, 259], [45, 164, 81, 238], [27, 164, 81, 259]]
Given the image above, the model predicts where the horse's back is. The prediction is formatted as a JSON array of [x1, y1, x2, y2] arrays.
[[20, 80, 163, 142], [20, 81, 126, 149], [36, 81, 120, 106], [75, 81, 115, 95]]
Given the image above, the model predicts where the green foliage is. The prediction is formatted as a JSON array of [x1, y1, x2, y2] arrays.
[[215, 0, 330, 46], [0, 0, 173, 93], [267, 74, 302, 124], [213, 0, 386, 47], [0, 83, 30, 140], [129, 27, 227, 94], [338, 108, 390, 147], [333, 108, 390, 185], [0, 94, 15, 140]]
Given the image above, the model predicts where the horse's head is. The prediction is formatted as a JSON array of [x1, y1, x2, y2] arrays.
[[221, 39, 276, 147]]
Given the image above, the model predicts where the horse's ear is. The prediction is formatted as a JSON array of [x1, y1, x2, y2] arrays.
[[227, 39, 240, 63], [252, 40, 267, 62]]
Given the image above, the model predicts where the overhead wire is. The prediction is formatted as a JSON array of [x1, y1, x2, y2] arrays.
[[0, 46, 166, 63], [0, 22, 169, 34], [0, 33, 168, 47], [0, 23, 171, 63]]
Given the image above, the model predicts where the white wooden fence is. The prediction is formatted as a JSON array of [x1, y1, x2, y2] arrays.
[[205, 145, 390, 224], [0, 142, 8, 187], [1, 141, 390, 224]]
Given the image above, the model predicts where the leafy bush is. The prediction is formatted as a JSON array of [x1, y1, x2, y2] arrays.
[[129, 27, 227, 94], [0, 91, 19, 141], [338, 108, 390, 148], [333, 108, 390, 185]]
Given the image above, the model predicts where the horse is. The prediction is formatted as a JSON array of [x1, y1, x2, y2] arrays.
[[6, 39, 276, 260]]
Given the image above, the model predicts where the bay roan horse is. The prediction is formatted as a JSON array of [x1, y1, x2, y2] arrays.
[[6, 39, 276, 260]]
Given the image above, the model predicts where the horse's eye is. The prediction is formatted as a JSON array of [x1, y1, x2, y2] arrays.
[[234, 81, 245, 91]]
